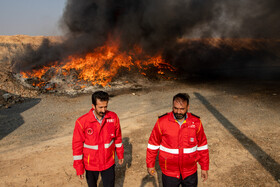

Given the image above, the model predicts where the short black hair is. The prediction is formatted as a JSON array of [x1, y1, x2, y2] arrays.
[[173, 93, 190, 105], [92, 91, 109, 105]]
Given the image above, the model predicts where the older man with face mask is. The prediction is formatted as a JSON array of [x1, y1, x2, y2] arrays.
[[146, 93, 209, 187]]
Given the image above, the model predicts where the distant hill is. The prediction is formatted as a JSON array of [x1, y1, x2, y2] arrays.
[[0, 35, 62, 64]]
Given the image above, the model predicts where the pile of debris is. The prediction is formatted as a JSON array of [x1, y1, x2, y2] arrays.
[[0, 61, 38, 109], [0, 90, 25, 109]]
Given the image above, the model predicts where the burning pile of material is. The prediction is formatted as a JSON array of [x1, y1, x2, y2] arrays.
[[16, 37, 176, 93], [11, 0, 280, 94]]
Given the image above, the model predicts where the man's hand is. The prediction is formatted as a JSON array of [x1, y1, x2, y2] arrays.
[[201, 170, 208, 182], [78, 174, 84, 180], [118, 159, 124, 165], [147, 167, 156, 176]]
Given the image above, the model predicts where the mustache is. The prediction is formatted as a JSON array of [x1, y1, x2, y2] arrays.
[[174, 113, 186, 119], [174, 113, 184, 116]]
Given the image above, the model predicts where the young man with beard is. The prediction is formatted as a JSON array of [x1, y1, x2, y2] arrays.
[[146, 93, 209, 187], [72, 91, 124, 187]]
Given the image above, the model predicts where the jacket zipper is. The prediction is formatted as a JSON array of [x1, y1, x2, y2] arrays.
[[165, 158, 167, 170], [88, 154, 90, 166]]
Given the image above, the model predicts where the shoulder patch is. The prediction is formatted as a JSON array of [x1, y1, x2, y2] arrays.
[[158, 113, 167, 118], [191, 113, 200, 118]]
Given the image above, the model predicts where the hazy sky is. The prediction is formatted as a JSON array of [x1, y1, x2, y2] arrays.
[[0, 0, 67, 36]]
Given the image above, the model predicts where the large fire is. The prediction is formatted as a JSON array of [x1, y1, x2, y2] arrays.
[[19, 38, 279, 91], [20, 38, 176, 89]]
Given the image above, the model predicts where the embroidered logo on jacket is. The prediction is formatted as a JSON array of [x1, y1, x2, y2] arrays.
[[189, 124, 196, 128], [107, 119, 114, 123], [87, 128, 93, 135]]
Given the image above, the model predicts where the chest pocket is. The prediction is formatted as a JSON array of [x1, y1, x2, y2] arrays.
[[182, 121, 197, 146], [187, 127, 197, 146], [106, 121, 116, 139], [181, 125, 197, 147]]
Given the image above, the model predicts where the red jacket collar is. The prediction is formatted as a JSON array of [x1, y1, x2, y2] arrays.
[[167, 112, 175, 121]]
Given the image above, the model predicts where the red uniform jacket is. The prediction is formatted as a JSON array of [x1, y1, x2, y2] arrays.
[[146, 112, 209, 179], [72, 109, 124, 175]]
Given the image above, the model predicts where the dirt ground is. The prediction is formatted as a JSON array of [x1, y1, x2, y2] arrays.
[[0, 80, 280, 187]]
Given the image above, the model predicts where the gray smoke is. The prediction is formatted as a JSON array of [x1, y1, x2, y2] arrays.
[[12, 0, 280, 80], [189, 0, 280, 38], [59, 0, 218, 53]]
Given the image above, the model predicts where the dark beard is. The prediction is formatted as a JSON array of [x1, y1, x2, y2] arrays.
[[174, 112, 186, 120], [96, 111, 105, 117], [98, 112, 105, 117]]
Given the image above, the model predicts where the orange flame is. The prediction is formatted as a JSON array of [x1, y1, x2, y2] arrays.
[[21, 66, 51, 79], [62, 39, 134, 86], [20, 38, 176, 88]]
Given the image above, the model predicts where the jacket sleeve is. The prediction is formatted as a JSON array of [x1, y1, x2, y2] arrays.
[[196, 120, 209, 170], [115, 116, 124, 160], [146, 119, 162, 168], [72, 119, 85, 175]]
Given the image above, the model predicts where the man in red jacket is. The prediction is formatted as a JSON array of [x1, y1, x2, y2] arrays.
[[72, 91, 124, 187], [146, 93, 209, 187]]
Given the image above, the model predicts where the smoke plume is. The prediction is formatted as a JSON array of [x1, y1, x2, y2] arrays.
[[12, 0, 280, 80]]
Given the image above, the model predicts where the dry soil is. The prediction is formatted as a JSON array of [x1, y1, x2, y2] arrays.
[[0, 81, 280, 187]]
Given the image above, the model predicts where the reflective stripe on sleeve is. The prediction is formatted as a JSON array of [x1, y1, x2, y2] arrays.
[[84, 143, 98, 150], [160, 145, 179, 154], [183, 146, 197, 154], [115, 143, 122, 148], [73, 155, 83, 160], [197, 144, 208, 151], [147, 144, 160, 150], [105, 139, 114, 148]]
